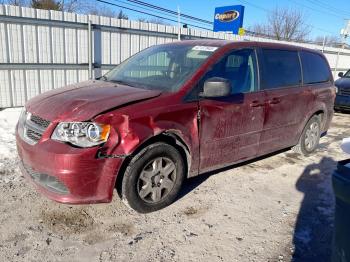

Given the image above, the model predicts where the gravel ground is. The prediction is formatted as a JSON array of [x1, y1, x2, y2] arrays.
[[0, 108, 349, 262]]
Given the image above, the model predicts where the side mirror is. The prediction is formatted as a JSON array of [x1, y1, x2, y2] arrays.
[[338, 72, 344, 78], [200, 77, 231, 98]]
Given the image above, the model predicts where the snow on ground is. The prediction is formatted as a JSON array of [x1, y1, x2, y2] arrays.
[[0, 107, 22, 157], [0, 107, 22, 183], [0, 109, 349, 262]]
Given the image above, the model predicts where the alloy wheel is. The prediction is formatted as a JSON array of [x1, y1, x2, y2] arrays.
[[137, 157, 177, 203], [304, 122, 320, 151]]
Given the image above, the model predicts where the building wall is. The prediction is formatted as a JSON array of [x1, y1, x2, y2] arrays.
[[0, 4, 349, 107]]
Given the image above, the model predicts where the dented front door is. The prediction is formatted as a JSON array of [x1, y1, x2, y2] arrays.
[[198, 91, 265, 173], [196, 48, 265, 173]]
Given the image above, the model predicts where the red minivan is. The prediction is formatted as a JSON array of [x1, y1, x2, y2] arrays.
[[16, 40, 335, 213]]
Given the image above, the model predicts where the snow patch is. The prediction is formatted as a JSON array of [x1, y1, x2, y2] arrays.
[[0, 107, 22, 158]]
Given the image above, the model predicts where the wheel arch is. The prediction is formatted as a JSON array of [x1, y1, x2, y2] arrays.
[[313, 110, 325, 130], [296, 109, 325, 145], [115, 131, 191, 197], [306, 109, 325, 131]]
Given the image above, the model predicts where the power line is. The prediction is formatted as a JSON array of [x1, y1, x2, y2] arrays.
[[239, 0, 336, 35], [116, 0, 179, 20], [96, 0, 212, 30], [241, 0, 347, 21], [114, 0, 213, 26], [304, 0, 350, 18], [239, 0, 270, 13], [124, 0, 213, 25], [287, 0, 345, 20]]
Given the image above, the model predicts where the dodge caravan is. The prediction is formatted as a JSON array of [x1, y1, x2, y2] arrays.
[[16, 40, 335, 213]]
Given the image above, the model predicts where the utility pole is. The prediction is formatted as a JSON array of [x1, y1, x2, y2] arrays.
[[88, 18, 93, 79], [322, 35, 326, 53], [177, 6, 181, 41], [335, 20, 350, 78]]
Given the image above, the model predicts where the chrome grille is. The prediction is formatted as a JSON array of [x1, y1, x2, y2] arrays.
[[26, 129, 42, 142], [20, 111, 51, 145], [30, 114, 50, 129]]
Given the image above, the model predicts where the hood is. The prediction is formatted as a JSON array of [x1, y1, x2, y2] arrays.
[[335, 77, 350, 89], [26, 80, 161, 121]]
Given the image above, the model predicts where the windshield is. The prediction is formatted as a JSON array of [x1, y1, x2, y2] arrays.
[[103, 44, 217, 92]]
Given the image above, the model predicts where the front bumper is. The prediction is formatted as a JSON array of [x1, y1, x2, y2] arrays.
[[335, 94, 350, 110], [16, 132, 124, 204]]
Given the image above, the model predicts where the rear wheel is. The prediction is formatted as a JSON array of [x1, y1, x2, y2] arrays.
[[292, 115, 321, 156], [121, 142, 185, 213]]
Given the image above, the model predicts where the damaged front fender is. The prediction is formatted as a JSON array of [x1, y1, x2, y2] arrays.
[[93, 102, 200, 178]]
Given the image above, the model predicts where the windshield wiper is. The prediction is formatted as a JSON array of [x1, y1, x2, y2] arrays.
[[98, 76, 132, 86], [96, 75, 108, 81], [109, 79, 135, 87]]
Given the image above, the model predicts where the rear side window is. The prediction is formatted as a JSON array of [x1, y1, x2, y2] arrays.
[[260, 49, 301, 90], [300, 51, 330, 84]]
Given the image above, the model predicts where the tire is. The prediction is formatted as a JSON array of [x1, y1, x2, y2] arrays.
[[121, 142, 185, 213], [292, 115, 321, 156]]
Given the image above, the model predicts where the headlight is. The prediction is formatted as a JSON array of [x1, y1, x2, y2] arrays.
[[17, 108, 27, 139], [18, 108, 26, 127], [52, 122, 110, 147], [335, 86, 338, 94]]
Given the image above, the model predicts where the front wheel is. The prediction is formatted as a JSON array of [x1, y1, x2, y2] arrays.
[[292, 115, 321, 156], [121, 142, 185, 213]]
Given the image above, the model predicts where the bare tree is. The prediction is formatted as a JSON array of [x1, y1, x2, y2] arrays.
[[116, 10, 128, 19], [1, 0, 89, 12], [31, 0, 61, 10], [314, 35, 341, 47], [138, 17, 169, 25], [2, 0, 128, 20], [87, 6, 115, 17], [250, 7, 311, 41], [88, 8, 129, 19], [1, 0, 29, 5], [64, 0, 106, 14], [248, 24, 270, 37], [61, 0, 80, 12]]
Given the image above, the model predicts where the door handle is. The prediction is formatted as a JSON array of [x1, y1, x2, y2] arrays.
[[268, 97, 281, 105], [250, 100, 265, 107]]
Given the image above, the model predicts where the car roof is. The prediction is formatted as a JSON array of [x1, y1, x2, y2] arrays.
[[164, 39, 321, 54]]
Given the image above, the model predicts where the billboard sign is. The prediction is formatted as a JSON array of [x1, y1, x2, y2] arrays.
[[213, 5, 245, 34]]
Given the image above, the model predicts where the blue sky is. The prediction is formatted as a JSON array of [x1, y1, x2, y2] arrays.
[[99, 0, 350, 41]]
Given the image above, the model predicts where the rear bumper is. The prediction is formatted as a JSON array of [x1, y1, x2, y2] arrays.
[[335, 95, 350, 110], [16, 132, 124, 204]]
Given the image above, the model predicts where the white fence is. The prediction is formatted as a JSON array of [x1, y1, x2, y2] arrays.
[[1, 4, 350, 108]]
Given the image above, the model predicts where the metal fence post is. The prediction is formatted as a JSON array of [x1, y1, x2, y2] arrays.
[[93, 25, 102, 79], [335, 41, 346, 78], [335, 50, 340, 78], [88, 18, 92, 79]]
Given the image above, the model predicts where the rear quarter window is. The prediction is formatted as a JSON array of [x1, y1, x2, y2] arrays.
[[300, 51, 331, 84], [259, 49, 301, 90]]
